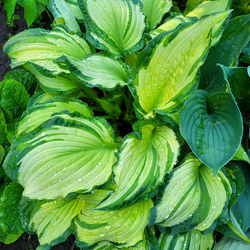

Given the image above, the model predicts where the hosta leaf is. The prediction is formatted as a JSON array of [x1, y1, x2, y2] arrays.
[[62, 54, 129, 90], [186, 0, 231, 45], [214, 237, 250, 250], [97, 121, 179, 210], [150, 15, 190, 39], [23, 0, 37, 26], [180, 89, 243, 174], [24, 63, 81, 95], [4, 0, 17, 22], [0, 79, 30, 119], [0, 182, 24, 244], [16, 95, 93, 137], [241, 42, 250, 64], [3, 113, 118, 200], [159, 230, 213, 250], [20, 196, 85, 246], [3, 27, 91, 71], [0, 108, 7, 144], [74, 189, 153, 248], [184, 0, 206, 13], [79, 0, 145, 57], [200, 15, 250, 91], [48, 0, 80, 33], [135, 11, 230, 117], [4, 69, 37, 95], [233, 145, 250, 164], [141, 0, 172, 30], [150, 154, 232, 232], [220, 65, 250, 126], [65, 0, 84, 21], [187, 0, 231, 18]]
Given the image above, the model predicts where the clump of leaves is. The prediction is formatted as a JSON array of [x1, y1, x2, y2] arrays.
[[1, 0, 250, 249]]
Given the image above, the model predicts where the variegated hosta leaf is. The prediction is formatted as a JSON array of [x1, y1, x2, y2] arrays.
[[97, 121, 179, 210], [159, 230, 214, 250], [93, 236, 150, 250], [62, 54, 129, 90], [151, 0, 230, 39], [24, 63, 81, 95], [214, 237, 250, 250], [79, 0, 145, 57], [16, 94, 93, 137], [3, 113, 118, 200], [186, 0, 232, 45], [4, 27, 91, 94], [150, 15, 191, 39], [141, 0, 172, 30], [74, 189, 153, 248], [48, 0, 81, 33], [187, 0, 231, 18], [150, 154, 232, 232], [135, 11, 230, 117], [3, 27, 91, 70], [65, 0, 84, 22], [184, 0, 206, 13], [20, 196, 85, 246]]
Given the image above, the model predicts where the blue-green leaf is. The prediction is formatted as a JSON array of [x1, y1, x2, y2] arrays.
[[180, 90, 243, 174]]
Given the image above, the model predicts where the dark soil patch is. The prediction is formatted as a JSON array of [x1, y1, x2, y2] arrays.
[[0, 7, 27, 81]]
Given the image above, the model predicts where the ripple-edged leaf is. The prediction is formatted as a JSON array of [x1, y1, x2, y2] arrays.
[[150, 154, 232, 232], [16, 95, 93, 137], [214, 237, 250, 250], [74, 189, 153, 248], [62, 54, 129, 90], [79, 0, 145, 57], [3, 113, 118, 200], [19, 196, 85, 246], [180, 89, 243, 174], [159, 230, 214, 250], [97, 121, 179, 210]]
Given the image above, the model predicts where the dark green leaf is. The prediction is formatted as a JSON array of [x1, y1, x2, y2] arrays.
[[220, 65, 250, 125], [180, 90, 243, 174], [200, 15, 250, 92], [0, 182, 24, 244], [0, 108, 7, 144], [0, 79, 30, 120], [4, 69, 37, 95], [23, 0, 37, 26], [4, 0, 17, 22]]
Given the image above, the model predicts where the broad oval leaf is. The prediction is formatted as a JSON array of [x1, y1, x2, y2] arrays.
[[23, 0, 37, 26], [65, 0, 84, 21], [62, 54, 129, 90], [214, 237, 250, 250], [141, 0, 172, 30], [48, 0, 81, 33], [4, 0, 17, 22], [20, 196, 85, 246], [150, 154, 232, 232], [97, 121, 179, 210], [3, 113, 118, 200], [180, 89, 243, 174], [159, 230, 214, 250], [79, 0, 145, 57], [0, 182, 24, 244], [134, 11, 230, 117], [3, 27, 91, 70], [74, 189, 153, 248], [16, 95, 93, 137]]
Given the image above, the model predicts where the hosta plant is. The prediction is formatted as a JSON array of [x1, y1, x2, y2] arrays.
[[1, 0, 250, 249]]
